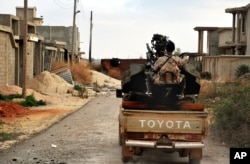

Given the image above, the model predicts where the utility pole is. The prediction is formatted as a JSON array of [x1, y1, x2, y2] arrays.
[[22, 0, 28, 98], [71, 0, 77, 65], [89, 11, 93, 64]]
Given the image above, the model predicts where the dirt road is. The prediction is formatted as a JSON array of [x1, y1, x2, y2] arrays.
[[0, 94, 229, 164]]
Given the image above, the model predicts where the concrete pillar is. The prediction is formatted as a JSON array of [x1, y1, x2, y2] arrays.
[[198, 30, 204, 55], [236, 13, 241, 55], [232, 13, 236, 55]]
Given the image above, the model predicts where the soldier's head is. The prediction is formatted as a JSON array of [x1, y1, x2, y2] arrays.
[[166, 40, 175, 53]]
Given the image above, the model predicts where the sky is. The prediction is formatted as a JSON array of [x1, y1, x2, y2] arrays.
[[1, 0, 250, 59]]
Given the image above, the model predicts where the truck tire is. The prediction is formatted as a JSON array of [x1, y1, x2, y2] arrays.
[[134, 147, 143, 156], [189, 159, 201, 164], [122, 157, 130, 163], [179, 149, 188, 157]]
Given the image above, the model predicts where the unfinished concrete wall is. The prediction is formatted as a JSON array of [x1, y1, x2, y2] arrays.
[[0, 31, 16, 85], [0, 15, 12, 26], [0, 15, 20, 35], [207, 30, 220, 55], [36, 26, 72, 49], [219, 30, 232, 47], [16, 7, 37, 22], [36, 26, 80, 55], [203, 55, 250, 82], [218, 29, 233, 55]]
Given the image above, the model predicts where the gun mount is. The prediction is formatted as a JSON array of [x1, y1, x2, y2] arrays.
[[120, 34, 201, 106]]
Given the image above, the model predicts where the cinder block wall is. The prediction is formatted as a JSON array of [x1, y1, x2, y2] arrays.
[[0, 31, 15, 85]]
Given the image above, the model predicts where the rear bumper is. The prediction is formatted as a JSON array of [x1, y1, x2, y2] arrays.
[[125, 139, 204, 149]]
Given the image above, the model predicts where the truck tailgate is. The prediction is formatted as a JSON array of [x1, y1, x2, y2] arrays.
[[121, 109, 207, 134]]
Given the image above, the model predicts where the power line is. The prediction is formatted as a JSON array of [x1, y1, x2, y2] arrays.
[[53, 0, 73, 9]]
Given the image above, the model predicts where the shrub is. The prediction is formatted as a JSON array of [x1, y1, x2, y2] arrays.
[[70, 61, 92, 84], [19, 94, 46, 107], [210, 84, 250, 147], [235, 64, 250, 78], [73, 84, 88, 98], [51, 60, 92, 84], [200, 71, 212, 80], [74, 84, 82, 91], [0, 93, 22, 101]]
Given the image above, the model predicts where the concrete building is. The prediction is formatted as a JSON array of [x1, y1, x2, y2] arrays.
[[0, 24, 17, 86], [0, 7, 43, 86], [0, 6, 82, 87], [194, 3, 250, 82], [16, 6, 44, 26], [36, 25, 81, 62], [225, 4, 250, 55]]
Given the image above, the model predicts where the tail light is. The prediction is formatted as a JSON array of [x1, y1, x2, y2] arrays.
[[185, 134, 201, 141]]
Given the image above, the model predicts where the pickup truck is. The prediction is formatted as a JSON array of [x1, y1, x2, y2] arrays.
[[118, 100, 208, 164], [115, 34, 208, 163]]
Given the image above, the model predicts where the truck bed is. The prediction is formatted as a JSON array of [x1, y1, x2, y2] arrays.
[[122, 100, 204, 111]]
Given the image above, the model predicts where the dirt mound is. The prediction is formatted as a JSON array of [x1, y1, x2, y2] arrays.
[[27, 71, 73, 94], [0, 70, 120, 120], [239, 73, 250, 85], [0, 101, 28, 117], [0, 85, 23, 95], [0, 71, 75, 120], [0, 85, 47, 101]]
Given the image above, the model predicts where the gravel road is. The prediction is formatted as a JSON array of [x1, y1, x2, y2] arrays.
[[0, 93, 229, 164]]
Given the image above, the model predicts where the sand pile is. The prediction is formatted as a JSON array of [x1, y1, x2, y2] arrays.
[[91, 70, 121, 89], [0, 85, 47, 101], [27, 71, 73, 94]]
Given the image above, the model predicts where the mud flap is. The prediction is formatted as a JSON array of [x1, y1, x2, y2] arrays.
[[122, 146, 133, 157], [189, 148, 202, 160], [122, 146, 133, 163]]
